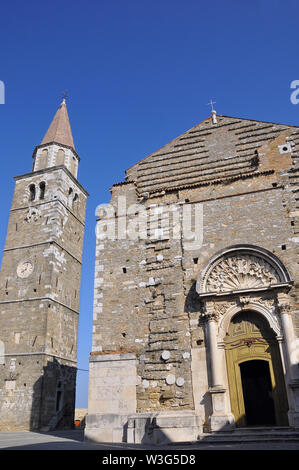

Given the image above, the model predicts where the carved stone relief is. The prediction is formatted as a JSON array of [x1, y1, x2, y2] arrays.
[[203, 300, 236, 321], [205, 254, 281, 293], [202, 294, 280, 323], [25, 206, 40, 223]]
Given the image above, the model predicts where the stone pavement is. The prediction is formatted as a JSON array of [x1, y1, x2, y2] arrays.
[[0, 430, 298, 450]]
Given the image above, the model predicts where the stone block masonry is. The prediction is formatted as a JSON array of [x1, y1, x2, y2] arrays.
[[0, 100, 88, 431], [86, 114, 299, 443]]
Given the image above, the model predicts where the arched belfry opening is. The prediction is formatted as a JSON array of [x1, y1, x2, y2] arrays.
[[195, 245, 295, 431]]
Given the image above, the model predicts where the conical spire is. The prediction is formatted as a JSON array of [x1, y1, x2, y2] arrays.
[[41, 99, 75, 149]]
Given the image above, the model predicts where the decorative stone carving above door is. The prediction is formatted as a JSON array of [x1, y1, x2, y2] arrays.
[[196, 245, 292, 296], [206, 254, 280, 292]]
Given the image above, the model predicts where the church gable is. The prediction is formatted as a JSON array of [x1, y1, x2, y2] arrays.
[[126, 115, 299, 196]]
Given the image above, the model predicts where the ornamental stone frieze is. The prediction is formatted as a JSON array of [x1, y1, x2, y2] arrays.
[[201, 296, 277, 324], [240, 296, 275, 313]]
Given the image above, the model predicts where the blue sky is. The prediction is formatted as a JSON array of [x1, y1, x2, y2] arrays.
[[0, 0, 298, 408]]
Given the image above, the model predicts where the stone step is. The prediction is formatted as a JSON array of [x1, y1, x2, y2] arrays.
[[198, 428, 299, 443], [220, 426, 295, 434]]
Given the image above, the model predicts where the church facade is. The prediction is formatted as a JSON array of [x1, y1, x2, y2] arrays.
[[0, 101, 88, 430], [86, 112, 299, 444]]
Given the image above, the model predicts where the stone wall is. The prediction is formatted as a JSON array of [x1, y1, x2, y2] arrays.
[[88, 116, 299, 440], [92, 179, 297, 413]]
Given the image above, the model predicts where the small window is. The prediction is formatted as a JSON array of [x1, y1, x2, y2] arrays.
[[39, 182, 46, 200], [73, 193, 79, 210], [29, 184, 36, 201], [68, 188, 73, 207]]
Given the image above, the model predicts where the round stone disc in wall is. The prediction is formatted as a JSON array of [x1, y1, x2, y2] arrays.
[[176, 377, 185, 387], [165, 374, 175, 385], [182, 352, 190, 359], [161, 350, 171, 360]]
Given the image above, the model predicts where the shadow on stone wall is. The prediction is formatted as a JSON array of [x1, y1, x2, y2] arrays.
[[30, 358, 77, 432], [85, 414, 177, 447]]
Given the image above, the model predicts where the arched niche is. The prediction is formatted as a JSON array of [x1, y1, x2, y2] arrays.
[[38, 149, 48, 170], [56, 149, 65, 166]]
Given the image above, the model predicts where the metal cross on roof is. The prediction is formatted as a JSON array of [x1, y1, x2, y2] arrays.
[[207, 99, 216, 112], [61, 90, 68, 103]]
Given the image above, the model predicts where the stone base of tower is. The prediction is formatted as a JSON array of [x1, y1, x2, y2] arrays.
[[85, 411, 202, 445], [0, 354, 77, 431]]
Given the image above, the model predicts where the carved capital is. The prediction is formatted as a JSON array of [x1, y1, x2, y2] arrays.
[[277, 293, 291, 315], [205, 301, 218, 321], [278, 302, 291, 315], [203, 300, 235, 322]]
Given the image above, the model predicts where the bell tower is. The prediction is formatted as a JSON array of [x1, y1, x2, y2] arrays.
[[0, 99, 88, 430]]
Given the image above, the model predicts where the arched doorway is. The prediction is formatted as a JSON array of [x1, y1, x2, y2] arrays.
[[224, 310, 288, 427]]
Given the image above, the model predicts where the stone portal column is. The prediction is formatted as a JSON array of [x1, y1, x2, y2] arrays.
[[205, 303, 234, 431], [278, 294, 299, 428], [207, 315, 222, 387]]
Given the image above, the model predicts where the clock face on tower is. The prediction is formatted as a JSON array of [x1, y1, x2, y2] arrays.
[[17, 261, 34, 278]]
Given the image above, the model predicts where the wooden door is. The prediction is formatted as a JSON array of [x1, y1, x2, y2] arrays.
[[224, 311, 288, 427]]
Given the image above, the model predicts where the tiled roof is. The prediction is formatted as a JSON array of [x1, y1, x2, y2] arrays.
[[41, 100, 75, 149], [127, 115, 299, 195]]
